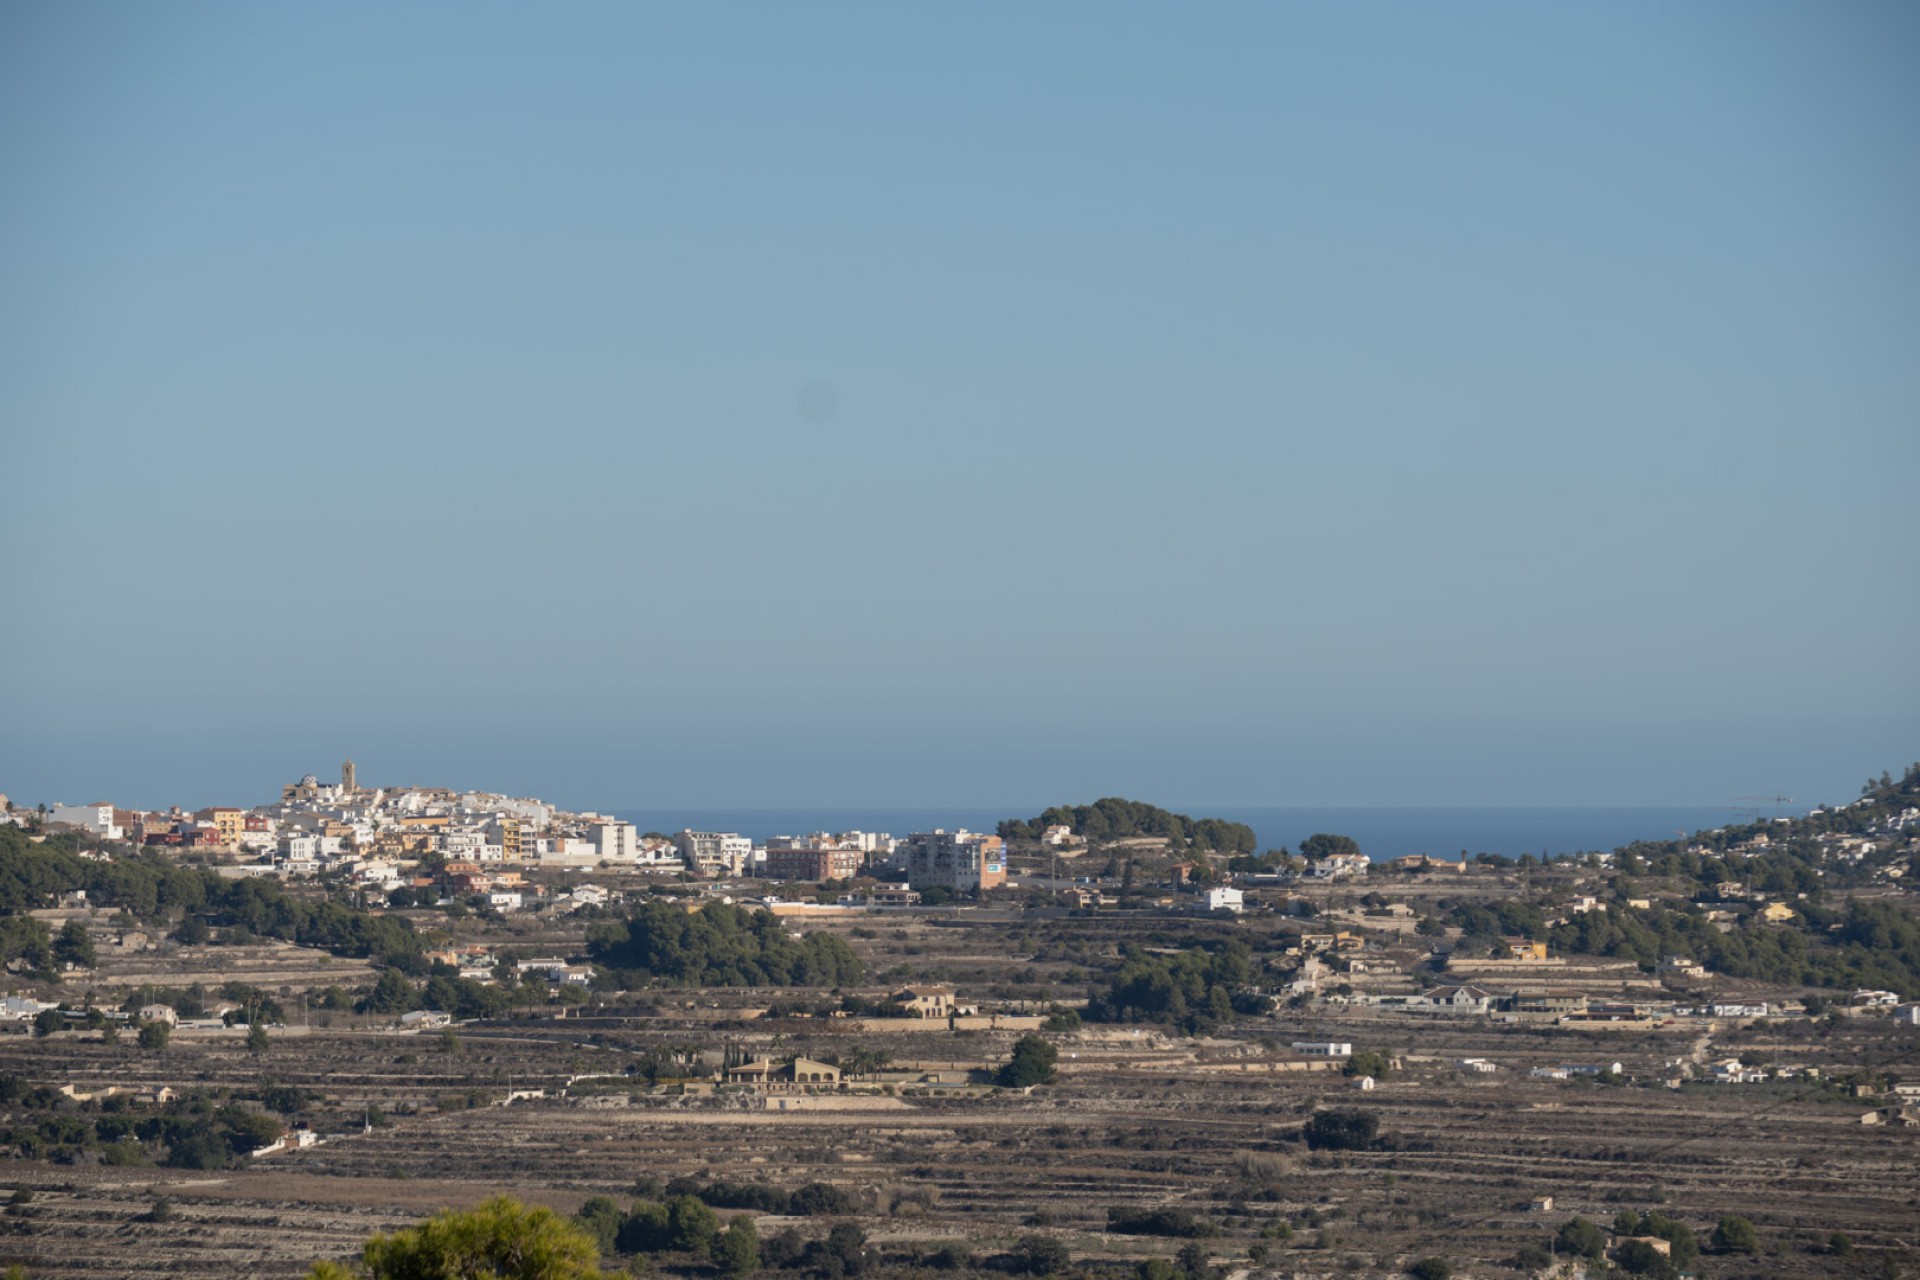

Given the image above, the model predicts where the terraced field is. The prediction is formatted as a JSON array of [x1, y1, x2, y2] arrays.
[[3, 1011, 1915, 1278], [3, 905, 1917, 1277]]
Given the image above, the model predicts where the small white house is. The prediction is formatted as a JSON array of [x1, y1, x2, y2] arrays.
[[1203, 887, 1244, 913], [1291, 1041, 1353, 1057]]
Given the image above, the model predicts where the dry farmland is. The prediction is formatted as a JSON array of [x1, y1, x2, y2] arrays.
[[2, 905, 1917, 1279]]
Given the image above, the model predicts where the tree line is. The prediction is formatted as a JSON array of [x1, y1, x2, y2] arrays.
[[1086, 939, 1263, 1032]]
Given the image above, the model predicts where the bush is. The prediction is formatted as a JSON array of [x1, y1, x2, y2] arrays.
[[1015, 1235, 1070, 1275], [1343, 1050, 1391, 1081], [314, 1195, 608, 1279], [1712, 1214, 1759, 1254], [614, 1202, 671, 1254], [762, 1227, 805, 1269], [1553, 1217, 1607, 1260], [997, 1035, 1058, 1088], [788, 1181, 856, 1216], [666, 1195, 719, 1254], [1508, 1244, 1550, 1270], [1640, 1212, 1698, 1267], [711, 1215, 759, 1277], [574, 1197, 623, 1254], [1613, 1238, 1678, 1278], [821, 1222, 868, 1276], [926, 1241, 974, 1270], [1301, 1109, 1377, 1151], [1106, 1206, 1219, 1238], [1407, 1258, 1450, 1280]]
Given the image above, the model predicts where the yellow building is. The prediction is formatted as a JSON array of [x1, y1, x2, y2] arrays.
[[204, 808, 245, 851]]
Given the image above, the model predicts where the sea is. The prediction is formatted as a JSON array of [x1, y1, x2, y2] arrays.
[[610, 805, 1754, 861]]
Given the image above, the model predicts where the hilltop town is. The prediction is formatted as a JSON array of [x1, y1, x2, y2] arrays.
[[1, 764, 1917, 1279], [16, 759, 1007, 907]]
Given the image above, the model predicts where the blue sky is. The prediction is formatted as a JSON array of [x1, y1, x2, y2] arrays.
[[2, 3, 1915, 811]]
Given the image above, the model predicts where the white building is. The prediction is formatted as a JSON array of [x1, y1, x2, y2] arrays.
[[1203, 886, 1244, 913], [676, 830, 753, 877], [590, 820, 639, 863], [1710, 1002, 1770, 1019], [442, 828, 491, 860], [0, 996, 55, 1021], [1305, 853, 1371, 880], [1290, 1041, 1353, 1057], [47, 803, 121, 841]]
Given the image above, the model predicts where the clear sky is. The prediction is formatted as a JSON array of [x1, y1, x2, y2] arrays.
[[2, 3, 1915, 812]]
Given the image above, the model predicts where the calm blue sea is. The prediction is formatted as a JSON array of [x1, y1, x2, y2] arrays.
[[611, 805, 1749, 860]]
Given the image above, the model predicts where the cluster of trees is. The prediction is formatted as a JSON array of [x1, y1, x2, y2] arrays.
[[571, 1193, 750, 1265], [1301, 1108, 1378, 1151], [0, 917, 94, 977], [1298, 834, 1361, 861], [1547, 1208, 1712, 1278], [0, 1078, 284, 1169], [359, 968, 573, 1019], [585, 901, 862, 987], [1438, 888, 1920, 996], [1552, 898, 1920, 996], [321, 1195, 1263, 1280], [573, 1193, 875, 1279], [663, 1176, 860, 1217], [1086, 940, 1261, 1031], [0, 827, 207, 916], [0, 826, 422, 969], [1106, 1206, 1220, 1238], [1441, 898, 1546, 944], [998, 798, 1255, 853]]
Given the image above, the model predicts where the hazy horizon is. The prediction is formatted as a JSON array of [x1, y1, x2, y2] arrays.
[[3, 4, 1914, 811]]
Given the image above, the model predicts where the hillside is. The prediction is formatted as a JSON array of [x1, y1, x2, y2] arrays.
[[997, 798, 1256, 854]]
